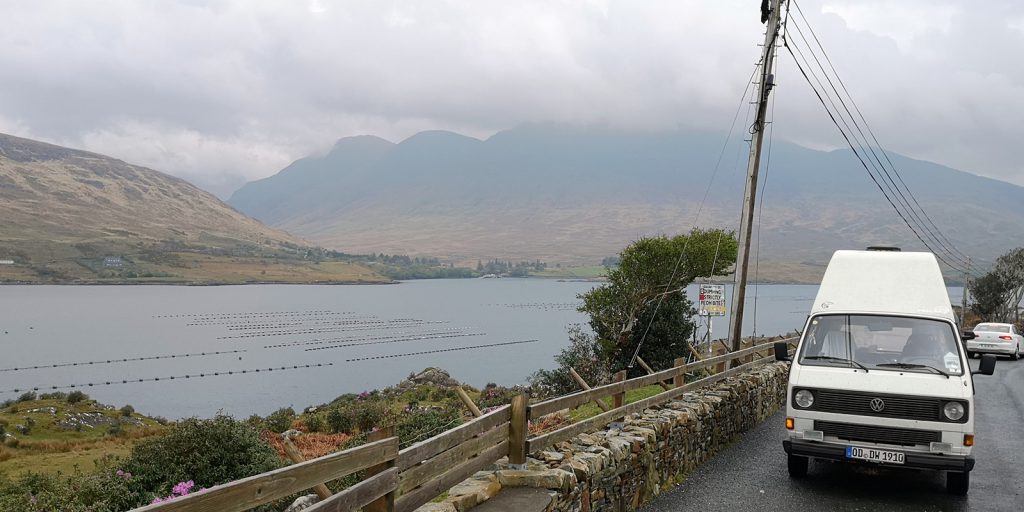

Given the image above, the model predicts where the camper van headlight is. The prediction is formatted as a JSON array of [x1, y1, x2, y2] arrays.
[[943, 402, 965, 421], [794, 389, 815, 409]]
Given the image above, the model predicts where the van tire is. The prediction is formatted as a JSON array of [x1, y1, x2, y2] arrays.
[[788, 454, 809, 478], [946, 471, 969, 495]]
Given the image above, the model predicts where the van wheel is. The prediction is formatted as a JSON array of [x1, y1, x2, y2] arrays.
[[788, 454, 809, 478], [947, 471, 970, 495]]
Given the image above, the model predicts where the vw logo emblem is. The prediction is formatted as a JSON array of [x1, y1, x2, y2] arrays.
[[869, 398, 886, 412]]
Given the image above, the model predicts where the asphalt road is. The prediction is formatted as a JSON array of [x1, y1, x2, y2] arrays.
[[643, 357, 1024, 512]]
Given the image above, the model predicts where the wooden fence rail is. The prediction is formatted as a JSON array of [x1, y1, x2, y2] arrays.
[[131, 437, 399, 512], [135, 338, 797, 512]]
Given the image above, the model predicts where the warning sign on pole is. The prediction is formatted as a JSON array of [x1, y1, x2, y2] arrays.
[[699, 284, 726, 317]]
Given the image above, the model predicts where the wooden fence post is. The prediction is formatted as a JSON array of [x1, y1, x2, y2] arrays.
[[509, 394, 529, 469], [281, 436, 333, 500], [569, 367, 610, 412], [456, 387, 483, 418], [611, 370, 626, 427], [363, 426, 396, 512], [635, 356, 671, 391], [674, 357, 686, 388]]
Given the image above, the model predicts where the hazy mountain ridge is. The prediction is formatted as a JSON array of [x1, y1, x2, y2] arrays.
[[0, 133, 386, 283], [230, 125, 1024, 281]]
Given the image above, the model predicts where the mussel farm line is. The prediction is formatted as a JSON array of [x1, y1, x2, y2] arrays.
[[0, 363, 335, 395], [344, 339, 539, 362], [0, 350, 248, 372]]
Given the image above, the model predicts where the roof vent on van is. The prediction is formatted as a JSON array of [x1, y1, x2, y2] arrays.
[[866, 246, 901, 252]]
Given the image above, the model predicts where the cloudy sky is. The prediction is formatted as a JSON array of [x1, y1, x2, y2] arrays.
[[1, 0, 1021, 197]]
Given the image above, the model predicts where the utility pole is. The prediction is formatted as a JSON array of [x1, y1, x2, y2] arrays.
[[961, 257, 970, 328], [728, 0, 783, 366]]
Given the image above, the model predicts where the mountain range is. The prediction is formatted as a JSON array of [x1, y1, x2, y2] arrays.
[[229, 125, 1023, 282], [0, 133, 385, 283]]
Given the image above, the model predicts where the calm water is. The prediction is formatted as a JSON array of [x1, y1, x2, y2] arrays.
[[0, 279, 941, 419]]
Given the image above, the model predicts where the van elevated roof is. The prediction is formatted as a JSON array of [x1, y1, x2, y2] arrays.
[[811, 250, 954, 321]]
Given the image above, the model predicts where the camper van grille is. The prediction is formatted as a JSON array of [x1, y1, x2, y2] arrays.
[[812, 389, 944, 422], [815, 420, 940, 446]]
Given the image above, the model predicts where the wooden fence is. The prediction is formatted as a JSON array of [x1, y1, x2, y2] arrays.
[[135, 337, 796, 512]]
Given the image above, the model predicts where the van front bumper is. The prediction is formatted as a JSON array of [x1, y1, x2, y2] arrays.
[[783, 439, 975, 472]]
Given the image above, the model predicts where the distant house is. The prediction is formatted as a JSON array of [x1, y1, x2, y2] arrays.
[[103, 256, 123, 268], [0, 259, 13, 265]]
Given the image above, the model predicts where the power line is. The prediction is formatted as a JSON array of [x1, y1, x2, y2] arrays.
[[784, 1, 975, 274], [785, 15, 972, 271], [790, 0, 972, 265], [782, 35, 970, 274]]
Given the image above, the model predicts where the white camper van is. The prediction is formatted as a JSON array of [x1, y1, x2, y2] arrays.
[[774, 248, 995, 495]]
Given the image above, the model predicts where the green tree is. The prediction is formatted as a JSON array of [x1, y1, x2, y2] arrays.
[[580, 229, 737, 374], [970, 271, 1011, 322], [529, 325, 610, 398]]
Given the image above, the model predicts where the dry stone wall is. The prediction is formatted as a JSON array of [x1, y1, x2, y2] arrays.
[[419, 361, 790, 512]]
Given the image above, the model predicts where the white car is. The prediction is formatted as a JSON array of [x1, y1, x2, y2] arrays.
[[966, 323, 1023, 360]]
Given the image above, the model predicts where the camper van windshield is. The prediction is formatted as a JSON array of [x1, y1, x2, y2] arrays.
[[798, 314, 964, 376]]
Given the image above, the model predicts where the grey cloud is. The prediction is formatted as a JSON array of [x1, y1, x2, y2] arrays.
[[0, 0, 1020, 197]]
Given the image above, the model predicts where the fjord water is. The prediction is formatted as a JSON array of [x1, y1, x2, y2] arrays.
[[1, 280, 846, 419]]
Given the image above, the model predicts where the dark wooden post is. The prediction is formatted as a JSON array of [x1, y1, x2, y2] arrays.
[[363, 426, 396, 512], [611, 370, 626, 426], [509, 394, 529, 468], [674, 357, 686, 388]]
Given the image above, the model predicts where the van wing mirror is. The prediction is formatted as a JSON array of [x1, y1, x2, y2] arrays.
[[961, 331, 976, 341], [774, 342, 791, 362], [973, 354, 996, 376]]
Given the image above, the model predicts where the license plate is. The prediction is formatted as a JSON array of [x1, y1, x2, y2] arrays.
[[846, 446, 905, 464]]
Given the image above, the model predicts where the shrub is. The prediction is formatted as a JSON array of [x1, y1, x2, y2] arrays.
[[108, 420, 123, 437], [16, 391, 37, 403], [477, 385, 526, 409], [39, 391, 68, 400], [429, 387, 455, 403], [411, 386, 431, 402], [0, 424, 5, 438], [396, 407, 462, 449], [305, 413, 324, 433], [264, 407, 296, 433], [354, 400, 391, 432], [120, 405, 135, 417], [122, 414, 281, 495], [326, 407, 353, 434], [529, 325, 610, 398], [0, 458, 147, 511], [66, 391, 89, 404], [4, 437, 18, 448], [245, 414, 264, 430]]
